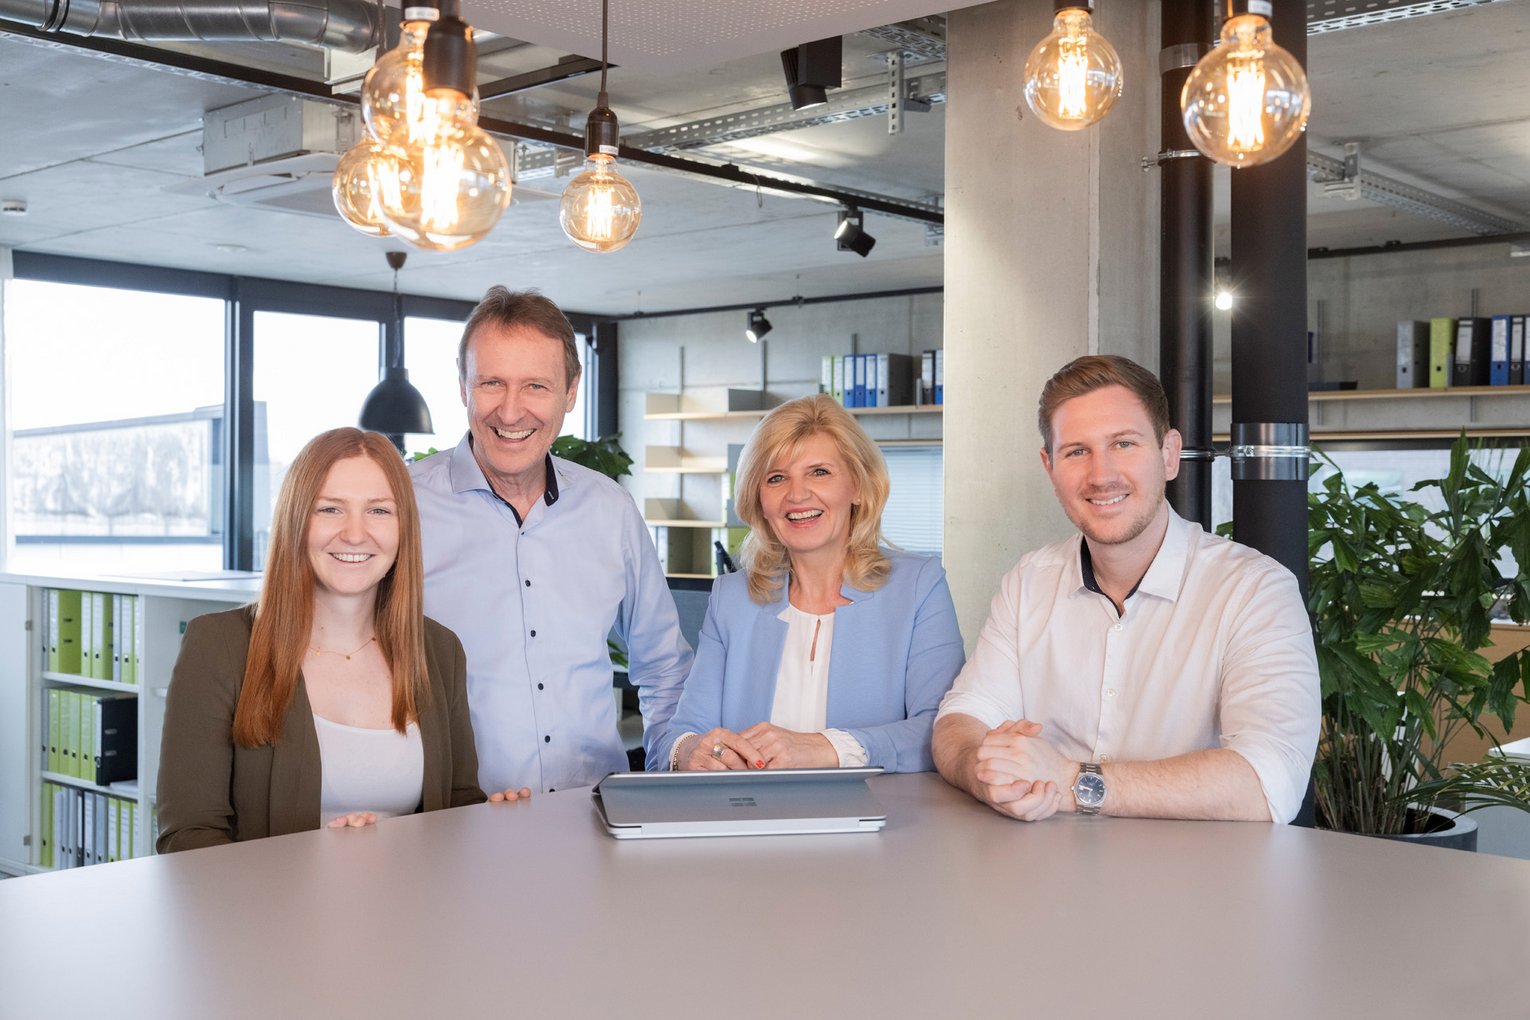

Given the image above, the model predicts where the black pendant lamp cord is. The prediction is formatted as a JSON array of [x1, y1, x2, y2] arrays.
[[599, 0, 609, 102]]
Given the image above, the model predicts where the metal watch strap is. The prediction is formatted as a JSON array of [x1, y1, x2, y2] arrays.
[[1075, 761, 1104, 815]]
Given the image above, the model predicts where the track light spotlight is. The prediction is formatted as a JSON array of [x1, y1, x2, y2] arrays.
[[834, 208, 876, 258], [781, 37, 842, 111], [746, 309, 773, 343]]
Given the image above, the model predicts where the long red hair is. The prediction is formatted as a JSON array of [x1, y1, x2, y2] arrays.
[[232, 428, 429, 747]]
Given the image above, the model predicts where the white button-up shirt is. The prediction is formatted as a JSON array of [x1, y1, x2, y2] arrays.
[[938, 510, 1319, 822]]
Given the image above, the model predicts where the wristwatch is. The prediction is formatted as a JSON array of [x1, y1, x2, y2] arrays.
[[1072, 762, 1106, 815]]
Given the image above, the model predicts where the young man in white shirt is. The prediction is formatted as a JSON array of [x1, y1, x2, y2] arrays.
[[933, 355, 1319, 823]]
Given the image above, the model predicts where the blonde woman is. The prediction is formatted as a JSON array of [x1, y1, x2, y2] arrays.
[[662, 395, 964, 773], [158, 428, 526, 851]]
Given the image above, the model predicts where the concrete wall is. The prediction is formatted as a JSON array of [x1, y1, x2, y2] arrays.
[[942, 0, 1160, 642]]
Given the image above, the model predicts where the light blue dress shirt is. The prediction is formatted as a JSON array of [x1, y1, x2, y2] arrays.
[[410, 437, 693, 792], [659, 551, 965, 773]]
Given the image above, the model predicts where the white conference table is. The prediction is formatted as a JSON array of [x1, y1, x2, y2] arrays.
[[3, 772, 1528, 1019]]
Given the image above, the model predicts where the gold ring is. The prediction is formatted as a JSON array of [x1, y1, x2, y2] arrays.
[[712, 743, 725, 759]]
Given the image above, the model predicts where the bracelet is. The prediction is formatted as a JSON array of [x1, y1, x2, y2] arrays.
[[669, 732, 699, 770]]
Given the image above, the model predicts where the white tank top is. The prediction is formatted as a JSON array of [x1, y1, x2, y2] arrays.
[[313, 715, 425, 826]]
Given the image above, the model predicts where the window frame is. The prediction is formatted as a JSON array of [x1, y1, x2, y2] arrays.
[[5, 253, 607, 570]]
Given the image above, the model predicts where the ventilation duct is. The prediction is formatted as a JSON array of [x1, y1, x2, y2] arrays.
[[0, 0, 383, 52]]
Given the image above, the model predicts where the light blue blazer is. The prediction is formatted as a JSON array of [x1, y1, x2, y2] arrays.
[[658, 551, 965, 773]]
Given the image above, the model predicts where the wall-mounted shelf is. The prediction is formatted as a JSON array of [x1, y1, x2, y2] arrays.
[[639, 394, 936, 422], [642, 446, 727, 474], [1212, 385, 1529, 405]]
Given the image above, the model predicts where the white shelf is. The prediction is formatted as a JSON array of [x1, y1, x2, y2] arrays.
[[41, 672, 139, 694], [40, 771, 136, 797], [1, 581, 253, 873], [642, 445, 727, 474], [646, 519, 728, 529], [644, 401, 943, 422]]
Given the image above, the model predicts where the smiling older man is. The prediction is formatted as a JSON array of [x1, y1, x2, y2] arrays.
[[932, 355, 1319, 824], [410, 287, 692, 794]]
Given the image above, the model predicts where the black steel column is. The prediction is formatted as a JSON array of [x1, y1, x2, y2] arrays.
[[1230, 0, 1309, 593], [1160, 0, 1215, 528], [225, 281, 256, 572]]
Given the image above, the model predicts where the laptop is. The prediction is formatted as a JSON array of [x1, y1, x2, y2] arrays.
[[592, 767, 887, 839]]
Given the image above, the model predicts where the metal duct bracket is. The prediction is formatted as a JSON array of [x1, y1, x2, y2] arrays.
[[1230, 422, 1310, 481]]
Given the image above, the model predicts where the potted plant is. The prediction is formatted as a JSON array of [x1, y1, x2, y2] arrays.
[[1306, 435, 1530, 843]]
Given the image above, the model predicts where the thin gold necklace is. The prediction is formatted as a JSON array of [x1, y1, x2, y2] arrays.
[[309, 635, 375, 660]]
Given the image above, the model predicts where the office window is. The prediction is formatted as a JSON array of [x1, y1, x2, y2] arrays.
[[3, 279, 225, 572], [881, 445, 943, 557], [404, 316, 591, 462], [251, 311, 379, 565]]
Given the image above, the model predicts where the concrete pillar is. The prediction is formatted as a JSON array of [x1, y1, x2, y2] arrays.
[[943, 0, 1160, 643]]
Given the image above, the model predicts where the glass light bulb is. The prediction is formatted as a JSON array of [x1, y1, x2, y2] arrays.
[[375, 125, 512, 252], [559, 154, 642, 253], [361, 19, 478, 151], [332, 141, 392, 237], [1022, 8, 1124, 131], [1180, 13, 1311, 168]]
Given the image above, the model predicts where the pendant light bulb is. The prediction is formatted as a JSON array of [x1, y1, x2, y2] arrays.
[[560, 151, 642, 254], [561, 94, 641, 254], [1022, 3, 1123, 131], [361, 11, 437, 150], [333, 141, 392, 237], [1180, 3, 1311, 167], [374, 125, 512, 252]]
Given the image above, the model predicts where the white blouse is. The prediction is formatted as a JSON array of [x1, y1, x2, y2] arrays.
[[772, 603, 867, 767], [313, 714, 425, 826]]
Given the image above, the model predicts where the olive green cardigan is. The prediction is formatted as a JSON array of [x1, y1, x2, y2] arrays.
[[156, 606, 485, 852]]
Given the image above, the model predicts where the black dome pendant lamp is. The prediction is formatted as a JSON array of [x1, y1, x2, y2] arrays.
[[359, 251, 434, 452]]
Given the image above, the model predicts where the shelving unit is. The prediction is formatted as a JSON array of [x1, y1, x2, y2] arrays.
[[640, 391, 945, 577], [1211, 384, 1530, 443], [1211, 385, 1530, 404], [0, 573, 258, 875]]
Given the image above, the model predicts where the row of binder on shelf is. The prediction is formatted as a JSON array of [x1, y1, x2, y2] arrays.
[[1397, 317, 1528, 389], [42, 688, 138, 785], [44, 589, 143, 683], [39, 782, 146, 869], [820, 350, 944, 408]]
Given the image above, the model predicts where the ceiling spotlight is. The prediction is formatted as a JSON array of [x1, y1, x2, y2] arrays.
[[1023, 1, 1124, 131], [746, 309, 773, 343], [1181, 0, 1312, 168], [834, 207, 875, 258], [781, 37, 842, 111]]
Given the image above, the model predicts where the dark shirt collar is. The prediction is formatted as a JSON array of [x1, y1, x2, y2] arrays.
[[463, 438, 559, 526], [1079, 539, 1143, 609]]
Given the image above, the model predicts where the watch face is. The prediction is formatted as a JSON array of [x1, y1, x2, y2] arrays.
[[1076, 772, 1106, 807]]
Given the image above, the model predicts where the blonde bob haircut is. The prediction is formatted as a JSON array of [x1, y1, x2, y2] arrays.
[[233, 428, 430, 748], [734, 394, 891, 604]]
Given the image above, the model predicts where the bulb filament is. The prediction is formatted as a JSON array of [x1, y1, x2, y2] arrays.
[[1057, 35, 1088, 120]]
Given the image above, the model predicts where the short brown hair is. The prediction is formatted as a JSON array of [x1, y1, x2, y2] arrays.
[[235, 428, 429, 747], [1037, 355, 1171, 456], [457, 287, 580, 387], [734, 395, 891, 603]]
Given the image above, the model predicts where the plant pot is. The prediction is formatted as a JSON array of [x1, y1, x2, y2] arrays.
[[1371, 805, 1478, 852]]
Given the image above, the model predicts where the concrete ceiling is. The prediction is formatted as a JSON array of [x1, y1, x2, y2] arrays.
[[0, 0, 1526, 316]]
